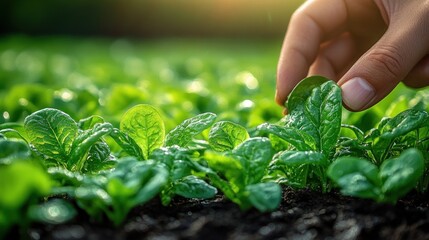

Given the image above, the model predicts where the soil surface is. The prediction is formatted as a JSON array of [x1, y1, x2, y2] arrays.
[[11, 187, 429, 240]]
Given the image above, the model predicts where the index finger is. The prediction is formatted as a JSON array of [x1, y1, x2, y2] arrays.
[[276, 0, 348, 106]]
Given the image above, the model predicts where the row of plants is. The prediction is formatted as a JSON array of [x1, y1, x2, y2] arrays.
[[2, 76, 428, 238]]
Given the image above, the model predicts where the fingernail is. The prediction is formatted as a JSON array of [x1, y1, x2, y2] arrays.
[[341, 77, 375, 111]]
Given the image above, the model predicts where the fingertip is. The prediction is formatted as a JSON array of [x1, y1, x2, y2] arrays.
[[275, 89, 287, 107], [341, 77, 376, 111]]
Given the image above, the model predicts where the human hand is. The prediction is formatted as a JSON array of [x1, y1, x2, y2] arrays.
[[276, 0, 429, 111]]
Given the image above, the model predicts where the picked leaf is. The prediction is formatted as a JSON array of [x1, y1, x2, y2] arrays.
[[286, 75, 330, 112], [286, 77, 342, 155], [120, 104, 165, 160]]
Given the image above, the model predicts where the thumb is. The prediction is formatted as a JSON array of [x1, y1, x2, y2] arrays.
[[339, 23, 429, 111]]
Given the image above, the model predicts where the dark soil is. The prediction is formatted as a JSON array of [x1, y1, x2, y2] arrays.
[[12, 188, 429, 240]]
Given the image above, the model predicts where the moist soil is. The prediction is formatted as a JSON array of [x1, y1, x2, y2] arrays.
[[13, 187, 429, 240]]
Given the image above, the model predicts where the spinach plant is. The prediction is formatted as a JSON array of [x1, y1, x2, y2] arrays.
[[51, 157, 168, 226], [118, 107, 218, 205], [24, 108, 116, 172], [337, 108, 429, 192], [327, 148, 424, 203], [257, 76, 342, 191], [201, 136, 281, 212]]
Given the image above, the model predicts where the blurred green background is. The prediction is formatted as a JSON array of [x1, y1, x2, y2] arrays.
[[1, 0, 304, 38], [1, 0, 426, 132], [0, 0, 308, 129]]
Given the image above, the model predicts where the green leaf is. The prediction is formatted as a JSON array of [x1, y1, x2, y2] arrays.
[[109, 128, 144, 160], [380, 148, 424, 202], [273, 151, 326, 166], [204, 151, 243, 180], [380, 109, 429, 140], [68, 122, 113, 171], [173, 175, 217, 199], [287, 78, 342, 155], [24, 108, 78, 163], [256, 123, 315, 151], [208, 121, 249, 152], [246, 182, 281, 212], [327, 157, 381, 200], [132, 163, 169, 206], [286, 75, 330, 112], [0, 139, 31, 165], [120, 104, 165, 160], [232, 137, 273, 184], [78, 115, 105, 130], [83, 141, 116, 173], [165, 112, 216, 147]]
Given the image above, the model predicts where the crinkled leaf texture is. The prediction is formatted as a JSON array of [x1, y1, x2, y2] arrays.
[[286, 76, 342, 155], [380, 109, 429, 140], [208, 121, 249, 152], [120, 104, 165, 160], [24, 108, 78, 164], [165, 112, 216, 147]]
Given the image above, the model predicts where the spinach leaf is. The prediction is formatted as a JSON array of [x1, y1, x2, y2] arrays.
[[246, 182, 281, 212], [380, 148, 424, 201], [272, 151, 326, 166], [208, 121, 249, 152], [151, 146, 217, 205], [68, 122, 113, 171], [380, 109, 429, 140], [74, 158, 168, 226], [0, 138, 31, 165], [24, 108, 78, 165], [204, 137, 281, 212], [328, 148, 424, 203], [165, 112, 216, 147], [172, 175, 217, 199], [286, 77, 342, 154], [370, 109, 429, 164], [264, 76, 342, 191], [109, 128, 144, 160], [256, 123, 315, 151], [286, 75, 330, 112], [120, 104, 165, 160]]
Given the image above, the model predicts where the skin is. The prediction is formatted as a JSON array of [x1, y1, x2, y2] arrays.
[[276, 0, 429, 112]]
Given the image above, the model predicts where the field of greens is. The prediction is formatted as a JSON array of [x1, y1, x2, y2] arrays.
[[1, 36, 429, 238]]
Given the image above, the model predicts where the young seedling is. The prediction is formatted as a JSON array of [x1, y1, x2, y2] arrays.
[[257, 76, 342, 191], [328, 148, 424, 204]]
